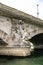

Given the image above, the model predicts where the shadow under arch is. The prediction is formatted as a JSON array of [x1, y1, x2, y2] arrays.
[[29, 33, 43, 45], [0, 38, 8, 46], [29, 33, 43, 57]]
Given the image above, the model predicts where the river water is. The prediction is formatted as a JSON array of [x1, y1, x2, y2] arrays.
[[0, 49, 43, 65]]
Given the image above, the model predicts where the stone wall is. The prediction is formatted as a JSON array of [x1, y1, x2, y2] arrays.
[[0, 15, 43, 47]]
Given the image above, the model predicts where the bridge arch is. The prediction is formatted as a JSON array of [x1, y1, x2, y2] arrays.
[[29, 33, 43, 45], [28, 28, 43, 39]]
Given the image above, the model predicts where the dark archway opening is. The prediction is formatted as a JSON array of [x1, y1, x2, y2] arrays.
[[29, 33, 43, 56], [29, 33, 43, 45]]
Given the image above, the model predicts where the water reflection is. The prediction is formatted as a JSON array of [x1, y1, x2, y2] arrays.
[[0, 49, 43, 65]]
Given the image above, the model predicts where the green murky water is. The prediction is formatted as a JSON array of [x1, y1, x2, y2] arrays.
[[0, 49, 43, 65]]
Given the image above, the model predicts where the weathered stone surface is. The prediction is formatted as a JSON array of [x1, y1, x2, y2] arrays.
[[0, 3, 43, 27], [0, 47, 30, 56], [0, 3, 43, 56]]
